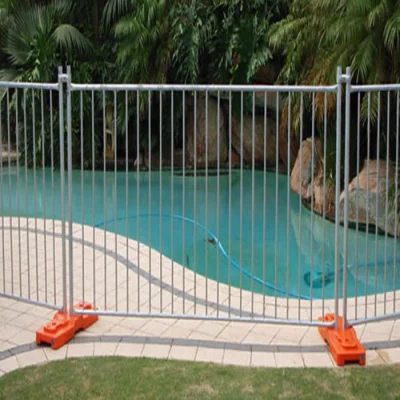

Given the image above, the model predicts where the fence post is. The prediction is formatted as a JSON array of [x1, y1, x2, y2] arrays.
[[35, 66, 98, 350], [58, 66, 68, 315], [318, 66, 366, 367], [342, 67, 352, 328], [66, 66, 74, 315]]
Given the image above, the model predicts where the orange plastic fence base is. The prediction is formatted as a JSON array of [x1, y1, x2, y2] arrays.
[[36, 302, 98, 350], [318, 313, 366, 367]]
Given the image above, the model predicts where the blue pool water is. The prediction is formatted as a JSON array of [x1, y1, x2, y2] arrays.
[[2, 167, 400, 299]]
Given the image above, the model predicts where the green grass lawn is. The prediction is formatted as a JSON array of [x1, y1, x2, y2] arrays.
[[0, 357, 399, 400]]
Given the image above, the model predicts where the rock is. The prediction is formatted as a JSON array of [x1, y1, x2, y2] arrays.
[[291, 138, 335, 217], [340, 159, 399, 237], [252, 63, 280, 85], [185, 95, 228, 168], [231, 112, 277, 167]]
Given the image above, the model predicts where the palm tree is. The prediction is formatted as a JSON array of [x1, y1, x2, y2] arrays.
[[0, 0, 92, 82]]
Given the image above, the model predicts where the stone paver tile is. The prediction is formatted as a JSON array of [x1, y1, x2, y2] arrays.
[[270, 327, 309, 346], [86, 318, 119, 334], [195, 347, 224, 364], [142, 343, 171, 359], [67, 343, 94, 359], [9, 313, 42, 331], [173, 319, 203, 331], [17, 349, 47, 368], [366, 350, 386, 366], [94, 342, 118, 357], [117, 318, 148, 332], [114, 342, 144, 358], [196, 321, 227, 339], [380, 348, 400, 364], [361, 321, 394, 342], [0, 325, 21, 342], [217, 323, 254, 342], [0, 341, 16, 351], [251, 352, 276, 367], [302, 352, 333, 368], [223, 349, 251, 366], [0, 356, 19, 373], [275, 352, 305, 368], [139, 321, 171, 337], [300, 328, 326, 346], [168, 345, 197, 362], [187, 331, 215, 341], [43, 347, 67, 362], [160, 325, 192, 339], [9, 329, 35, 346]]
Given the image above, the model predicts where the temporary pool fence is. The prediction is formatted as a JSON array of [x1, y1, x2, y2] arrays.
[[1, 66, 400, 365]]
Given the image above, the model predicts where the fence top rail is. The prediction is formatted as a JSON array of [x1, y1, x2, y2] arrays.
[[70, 82, 339, 93], [351, 83, 400, 92], [0, 81, 59, 90]]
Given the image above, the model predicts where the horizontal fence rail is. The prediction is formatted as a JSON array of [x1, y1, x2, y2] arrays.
[[0, 66, 399, 332]]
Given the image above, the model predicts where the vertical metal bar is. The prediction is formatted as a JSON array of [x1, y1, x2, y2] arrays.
[[103, 90, 107, 310], [274, 91, 279, 318], [310, 92, 315, 316], [91, 90, 96, 309], [239, 91, 243, 316], [80, 90, 85, 305], [66, 66, 74, 314], [342, 67, 351, 327], [125, 90, 129, 312], [298, 92, 304, 317], [355, 92, 361, 319], [182, 91, 186, 314], [374, 91, 381, 316], [263, 91, 267, 318], [334, 67, 343, 330], [15, 89, 22, 297], [23, 89, 30, 299], [384, 91, 390, 314], [0, 90, 4, 293], [58, 67, 67, 313], [365, 92, 371, 318], [159, 91, 162, 313], [80, 91, 84, 306], [114, 90, 118, 311], [205, 91, 209, 315], [148, 90, 152, 313], [216, 90, 220, 316], [41, 89, 47, 302], [229, 91, 233, 317], [251, 90, 256, 317], [50, 90, 56, 304], [193, 91, 197, 314], [170, 90, 174, 314], [6, 89, 14, 294], [286, 91, 291, 319], [322, 91, 328, 315], [32, 88, 39, 300], [394, 91, 400, 312], [136, 90, 140, 312]]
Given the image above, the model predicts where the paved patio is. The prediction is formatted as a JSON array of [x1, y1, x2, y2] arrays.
[[0, 217, 399, 375]]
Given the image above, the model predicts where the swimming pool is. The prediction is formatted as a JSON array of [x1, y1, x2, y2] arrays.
[[2, 167, 400, 299]]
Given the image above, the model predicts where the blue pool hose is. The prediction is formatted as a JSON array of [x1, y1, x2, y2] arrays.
[[95, 213, 400, 300]]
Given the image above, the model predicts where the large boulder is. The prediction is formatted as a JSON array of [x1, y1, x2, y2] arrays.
[[185, 95, 228, 168], [231, 112, 277, 167], [340, 159, 399, 237], [291, 138, 335, 217]]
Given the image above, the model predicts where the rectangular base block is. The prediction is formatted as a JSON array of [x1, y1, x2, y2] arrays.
[[36, 303, 98, 350], [319, 314, 365, 367]]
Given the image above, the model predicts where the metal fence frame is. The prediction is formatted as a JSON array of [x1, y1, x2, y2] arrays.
[[1, 66, 400, 333]]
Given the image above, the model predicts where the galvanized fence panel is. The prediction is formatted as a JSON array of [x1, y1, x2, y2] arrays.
[[345, 75, 400, 326], [0, 79, 63, 310], [66, 71, 341, 328]]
